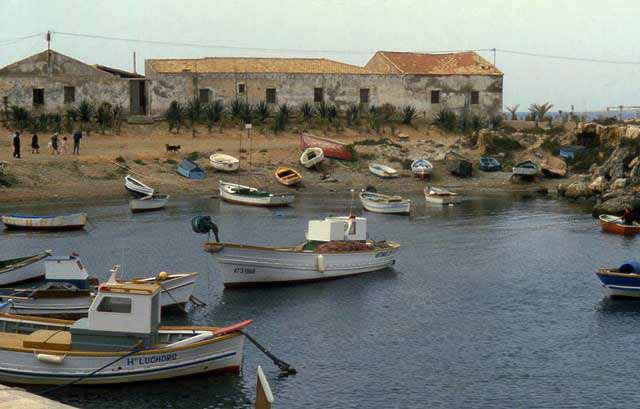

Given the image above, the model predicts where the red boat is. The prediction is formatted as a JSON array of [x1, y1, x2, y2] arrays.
[[599, 214, 640, 235], [299, 133, 352, 161]]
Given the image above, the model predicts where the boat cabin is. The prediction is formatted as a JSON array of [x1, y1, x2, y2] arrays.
[[44, 255, 90, 289], [306, 216, 367, 242]]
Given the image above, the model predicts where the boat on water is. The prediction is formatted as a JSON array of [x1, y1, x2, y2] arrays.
[[219, 181, 295, 207], [299, 133, 352, 161], [177, 160, 205, 180], [197, 215, 400, 287], [0, 251, 51, 286], [479, 156, 501, 172], [0, 278, 250, 385], [424, 187, 463, 205], [411, 159, 433, 178], [599, 214, 640, 235], [445, 152, 472, 178], [300, 147, 324, 168], [1, 213, 87, 231], [124, 175, 154, 197], [596, 259, 640, 297], [275, 167, 303, 186], [130, 194, 170, 213], [512, 160, 539, 176], [359, 191, 411, 214], [369, 163, 399, 178], [210, 154, 239, 172]]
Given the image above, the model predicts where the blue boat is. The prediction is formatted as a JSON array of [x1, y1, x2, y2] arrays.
[[559, 145, 586, 160], [479, 156, 501, 172], [596, 259, 640, 298], [177, 160, 205, 180]]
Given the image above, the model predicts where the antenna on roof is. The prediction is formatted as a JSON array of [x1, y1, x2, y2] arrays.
[[46, 31, 51, 51], [133, 51, 137, 74]]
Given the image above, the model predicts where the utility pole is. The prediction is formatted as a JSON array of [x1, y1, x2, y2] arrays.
[[133, 51, 137, 74], [46, 31, 51, 50], [492, 48, 496, 66]]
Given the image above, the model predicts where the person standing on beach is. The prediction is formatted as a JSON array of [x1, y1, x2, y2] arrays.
[[12, 131, 20, 158], [61, 136, 68, 154], [31, 133, 39, 154], [51, 133, 59, 155], [73, 130, 82, 155]]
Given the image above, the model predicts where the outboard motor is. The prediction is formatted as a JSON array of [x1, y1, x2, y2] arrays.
[[191, 215, 219, 242]]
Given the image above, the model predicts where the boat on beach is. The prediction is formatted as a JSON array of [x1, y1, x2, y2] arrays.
[[445, 151, 472, 178], [599, 214, 640, 235], [219, 181, 295, 207], [177, 160, 205, 180], [596, 260, 640, 297], [210, 154, 240, 172], [198, 215, 400, 287], [369, 163, 399, 178], [299, 133, 352, 161], [0, 251, 51, 286], [479, 156, 501, 172], [0, 278, 250, 385], [124, 175, 154, 197], [275, 167, 303, 186], [130, 194, 170, 213], [424, 187, 463, 205], [359, 191, 411, 214], [1, 213, 87, 231], [300, 147, 324, 168], [512, 160, 539, 176], [411, 159, 433, 178]]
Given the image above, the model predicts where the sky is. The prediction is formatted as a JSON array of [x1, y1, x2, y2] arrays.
[[1, 0, 639, 113]]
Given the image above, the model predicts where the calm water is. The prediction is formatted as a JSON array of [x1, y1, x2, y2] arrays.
[[1, 193, 639, 409]]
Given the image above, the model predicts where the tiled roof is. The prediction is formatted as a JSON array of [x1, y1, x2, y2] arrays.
[[368, 51, 502, 76], [147, 57, 372, 75]]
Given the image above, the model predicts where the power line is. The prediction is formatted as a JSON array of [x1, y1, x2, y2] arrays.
[[496, 48, 640, 65], [0, 33, 43, 48]]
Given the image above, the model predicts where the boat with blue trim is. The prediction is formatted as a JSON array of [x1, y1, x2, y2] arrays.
[[479, 156, 501, 172], [596, 260, 640, 298]]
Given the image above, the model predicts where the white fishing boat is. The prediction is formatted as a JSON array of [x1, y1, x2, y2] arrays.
[[130, 194, 170, 213], [359, 191, 411, 214], [369, 163, 399, 178], [299, 147, 324, 168], [0, 251, 51, 286], [124, 175, 154, 197], [219, 181, 295, 207], [0, 277, 250, 385], [198, 215, 400, 287], [424, 187, 463, 205], [411, 159, 434, 178], [1, 213, 87, 231], [210, 154, 240, 172]]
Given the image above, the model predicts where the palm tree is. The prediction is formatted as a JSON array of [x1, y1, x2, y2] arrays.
[[506, 104, 519, 120], [528, 102, 554, 124]]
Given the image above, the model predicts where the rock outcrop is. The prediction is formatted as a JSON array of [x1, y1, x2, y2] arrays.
[[563, 182, 592, 199], [592, 195, 640, 217]]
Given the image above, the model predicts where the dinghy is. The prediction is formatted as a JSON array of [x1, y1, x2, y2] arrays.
[[300, 147, 324, 168], [411, 159, 433, 178], [210, 154, 239, 172], [1, 213, 87, 231], [177, 160, 205, 180], [369, 163, 399, 178], [599, 214, 640, 235], [0, 278, 250, 385], [300, 133, 352, 161], [275, 167, 303, 186], [445, 152, 472, 178], [197, 215, 400, 287], [130, 194, 170, 213], [359, 191, 411, 214], [479, 156, 501, 172], [512, 160, 539, 176], [596, 260, 640, 297], [0, 251, 51, 286], [124, 175, 154, 197], [219, 181, 295, 207], [424, 187, 463, 205]]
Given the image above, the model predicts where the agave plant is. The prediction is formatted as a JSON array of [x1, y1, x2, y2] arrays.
[[490, 114, 503, 129], [10, 106, 31, 130], [470, 114, 485, 132], [242, 103, 254, 124], [36, 113, 49, 132], [96, 102, 113, 133], [528, 102, 554, 123], [254, 101, 270, 123], [402, 105, 417, 125], [78, 100, 94, 131], [434, 109, 458, 133], [272, 110, 287, 134], [277, 103, 291, 121], [316, 101, 329, 120], [203, 100, 225, 132], [299, 101, 315, 121], [166, 100, 184, 133], [506, 104, 519, 120], [185, 98, 204, 129], [112, 104, 124, 134], [49, 113, 62, 133], [379, 103, 396, 124], [346, 104, 359, 126], [368, 105, 381, 133], [227, 99, 246, 120]]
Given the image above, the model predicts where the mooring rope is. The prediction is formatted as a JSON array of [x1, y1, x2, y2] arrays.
[[240, 330, 297, 375]]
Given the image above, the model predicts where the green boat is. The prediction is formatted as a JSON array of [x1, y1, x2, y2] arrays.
[[479, 156, 501, 172]]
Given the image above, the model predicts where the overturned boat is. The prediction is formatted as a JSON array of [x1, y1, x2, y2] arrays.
[[124, 175, 155, 197]]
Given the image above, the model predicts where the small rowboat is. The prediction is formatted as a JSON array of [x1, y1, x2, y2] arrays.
[[0, 251, 51, 286], [359, 191, 410, 214], [219, 181, 295, 207], [124, 175, 154, 197], [300, 147, 324, 168], [275, 167, 302, 186], [1, 213, 87, 231], [445, 152, 472, 178], [130, 194, 170, 213], [599, 214, 640, 235], [210, 154, 239, 172], [596, 260, 640, 297], [479, 156, 501, 172], [411, 159, 433, 178], [424, 187, 463, 205], [300, 133, 351, 161], [512, 160, 539, 176], [369, 163, 399, 178], [177, 160, 205, 180]]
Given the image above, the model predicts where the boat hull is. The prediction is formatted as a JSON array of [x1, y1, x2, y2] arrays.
[[1, 214, 87, 231], [596, 269, 640, 297], [300, 133, 351, 161], [219, 182, 294, 207], [0, 253, 50, 286], [300, 148, 324, 168], [424, 194, 462, 205], [359, 193, 410, 214], [124, 175, 154, 197], [130, 195, 170, 213], [205, 242, 400, 287], [210, 154, 240, 172], [599, 216, 640, 235]]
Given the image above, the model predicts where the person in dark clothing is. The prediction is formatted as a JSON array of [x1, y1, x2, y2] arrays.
[[51, 133, 59, 155], [12, 132, 20, 159], [73, 130, 82, 155], [623, 207, 635, 225], [31, 134, 39, 154]]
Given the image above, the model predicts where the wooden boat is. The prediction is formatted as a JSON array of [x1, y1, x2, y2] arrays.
[[0, 251, 51, 286], [369, 163, 399, 178], [1, 213, 87, 231], [177, 160, 205, 180], [219, 181, 295, 207], [512, 160, 539, 176], [596, 260, 640, 297], [124, 175, 154, 197], [275, 167, 302, 186], [300, 147, 324, 168], [599, 214, 640, 235], [445, 152, 472, 178], [299, 133, 352, 161], [411, 159, 433, 178], [359, 191, 410, 214], [424, 187, 463, 205], [210, 154, 239, 172], [0, 279, 249, 385], [200, 216, 400, 287], [479, 156, 501, 172], [130, 194, 170, 213]]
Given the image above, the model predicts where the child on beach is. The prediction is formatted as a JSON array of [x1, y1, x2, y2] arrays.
[[61, 136, 68, 154]]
